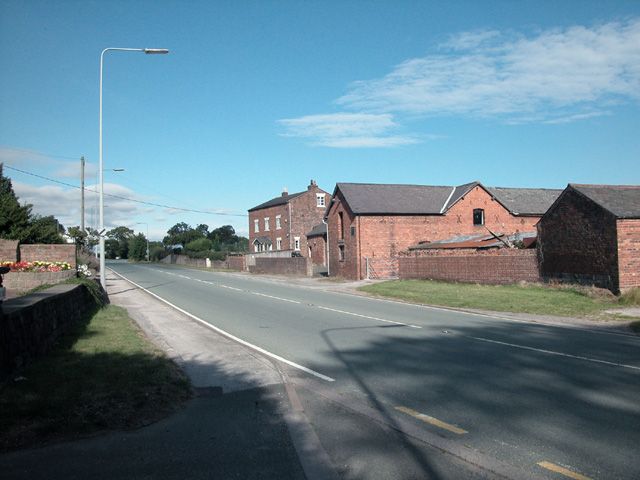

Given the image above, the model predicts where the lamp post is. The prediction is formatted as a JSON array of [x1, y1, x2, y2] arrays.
[[136, 222, 150, 262], [99, 47, 169, 288]]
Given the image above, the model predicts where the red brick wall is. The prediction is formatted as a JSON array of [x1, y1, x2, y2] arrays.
[[20, 244, 77, 268], [307, 235, 326, 266], [328, 185, 541, 280], [248, 203, 289, 251], [227, 255, 247, 271], [399, 249, 539, 284], [617, 219, 640, 291], [249, 257, 312, 276], [289, 184, 328, 257], [248, 183, 329, 256], [327, 191, 360, 279], [0, 239, 19, 262], [538, 188, 619, 291]]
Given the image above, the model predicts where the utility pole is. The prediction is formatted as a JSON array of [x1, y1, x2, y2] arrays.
[[80, 156, 85, 232]]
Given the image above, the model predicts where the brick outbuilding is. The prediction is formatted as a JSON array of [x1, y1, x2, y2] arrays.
[[248, 180, 329, 264], [325, 181, 561, 280], [537, 184, 640, 293]]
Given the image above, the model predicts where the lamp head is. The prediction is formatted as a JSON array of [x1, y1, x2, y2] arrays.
[[144, 48, 169, 54]]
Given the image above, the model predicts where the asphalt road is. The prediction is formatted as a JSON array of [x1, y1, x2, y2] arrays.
[[108, 262, 640, 480]]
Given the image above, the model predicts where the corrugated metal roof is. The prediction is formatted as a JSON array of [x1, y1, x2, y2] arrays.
[[410, 232, 537, 250], [570, 184, 640, 219]]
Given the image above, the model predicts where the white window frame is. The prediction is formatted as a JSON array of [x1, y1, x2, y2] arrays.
[[275, 215, 281, 230], [316, 193, 325, 207], [264, 217, 270, 231], [294, 236, 300, 251], [254, 219, 259, 233], [276, 237, 282, 250]]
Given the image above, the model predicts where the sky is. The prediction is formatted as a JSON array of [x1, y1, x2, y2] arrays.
[[1, 0, 639, 240]]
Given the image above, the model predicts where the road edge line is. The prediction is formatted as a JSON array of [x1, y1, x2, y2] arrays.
[[108, 268, 335, 382]]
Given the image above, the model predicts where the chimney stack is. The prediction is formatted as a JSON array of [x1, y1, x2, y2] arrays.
[[308, 179, 317, 190], [282, 187, 288, 197]]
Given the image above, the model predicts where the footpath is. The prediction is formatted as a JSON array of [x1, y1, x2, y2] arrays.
[[0, 271, 318, 480]]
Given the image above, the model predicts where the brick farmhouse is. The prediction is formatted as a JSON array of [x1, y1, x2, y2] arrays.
[[538, 184, 640, 293], [325, 181, 561, 280], [248, 180, 329, 264]]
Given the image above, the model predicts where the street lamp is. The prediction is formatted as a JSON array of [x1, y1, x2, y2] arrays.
[[99, 47, 169, 288], [135, 222, 150, 262]]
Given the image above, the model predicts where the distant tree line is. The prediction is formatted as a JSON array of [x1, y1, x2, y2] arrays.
[[162, 222, 248, 260]]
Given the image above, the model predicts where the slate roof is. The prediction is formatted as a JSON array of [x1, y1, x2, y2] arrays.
[[248, 191, 305, 212], [486, 187, 563, 216], [306, 223, 327, 237], [333, 182, 561, 216], [570, 184, 640, 219]]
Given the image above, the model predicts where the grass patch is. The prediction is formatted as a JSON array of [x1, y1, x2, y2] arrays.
[[619, 287, 640, 306], [0, 305, 191, 452], [359, 280, 622, 317]]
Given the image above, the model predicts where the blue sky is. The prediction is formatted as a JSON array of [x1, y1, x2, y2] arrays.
[[1, 0, 639, 240]]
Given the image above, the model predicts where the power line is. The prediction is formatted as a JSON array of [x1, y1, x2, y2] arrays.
[[3, 164, 248, 218]]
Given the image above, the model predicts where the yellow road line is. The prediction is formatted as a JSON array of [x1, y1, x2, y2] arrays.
[[537, 461, 593, 480], [395, 406, 468, 435]]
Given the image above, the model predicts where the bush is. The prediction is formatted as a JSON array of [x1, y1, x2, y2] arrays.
[[185, 238, 212, 252], [149, 245, 169, 262], [184, 250, 226, 261], [620, 288, 640, 306]]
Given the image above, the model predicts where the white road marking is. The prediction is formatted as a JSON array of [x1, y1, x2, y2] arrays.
[[317, 306, 421, 329], [468, 335, 640, 371], [252, 292, 301, 304], [109, 269, 335, 382]]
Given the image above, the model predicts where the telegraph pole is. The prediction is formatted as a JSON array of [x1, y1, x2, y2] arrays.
[[80, 156, 85, 232]]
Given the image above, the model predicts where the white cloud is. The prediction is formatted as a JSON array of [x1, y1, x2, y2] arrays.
[[278, 113, 419, 148], [13, 181, 148, 231], [337, 18, 640, 121], [280, 18, 640, 148]]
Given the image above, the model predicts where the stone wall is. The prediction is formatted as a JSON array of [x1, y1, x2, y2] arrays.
[[0, 239, 19, 262], [20, 244, 77, 268], [227, 255, 246, 271], [249, 257, 312, 277], [398, 249, 539, 284], [0, 282, 101, 377], [3, 270, 76, 296]]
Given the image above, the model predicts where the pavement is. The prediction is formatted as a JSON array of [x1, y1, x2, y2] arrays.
[[0, 271, 330, 480]]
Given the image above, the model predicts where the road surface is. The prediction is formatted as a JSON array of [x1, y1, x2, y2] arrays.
[[108, 261, 640, 480]]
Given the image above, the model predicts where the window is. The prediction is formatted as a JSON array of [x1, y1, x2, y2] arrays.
[[275, 215, 281, 230], [276, 238, 282, 250], [264, 217, 270, 231], [294, 236, 300, 251], [316, 193, 326, 207], [350, 226, 356, 237], [268, 243, 273, 251], [254, 244, 258, 252], [473, 209, 484, 226], [254, 219, 259, 233], [338, 244, 345, 261], [338, 212, 344, 239]]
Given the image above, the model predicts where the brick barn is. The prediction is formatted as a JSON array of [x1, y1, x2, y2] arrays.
[[537, 184, 640, 293], [248, 180, 329, 262], [325, 181, 561, 280]]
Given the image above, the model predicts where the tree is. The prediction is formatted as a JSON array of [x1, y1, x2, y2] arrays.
[[185, 237, 212, 252], [0, 164, 64, 243], [128, 233, 148, 261], [195, 224, 209, 238], [106, 226, 134, 259], [163, 222, 202, 248]]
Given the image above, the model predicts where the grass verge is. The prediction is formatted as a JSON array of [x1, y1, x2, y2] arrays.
[[0, 304, 191, 452], [359, 280, 637, 318]]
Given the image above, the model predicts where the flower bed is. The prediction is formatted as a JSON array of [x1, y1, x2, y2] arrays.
[[1, 261, 73, 273]]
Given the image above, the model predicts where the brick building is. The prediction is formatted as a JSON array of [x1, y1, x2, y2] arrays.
[[248, 180, 329, 262], [325, 181, 561, 279], [538, 184, 640, 292]]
